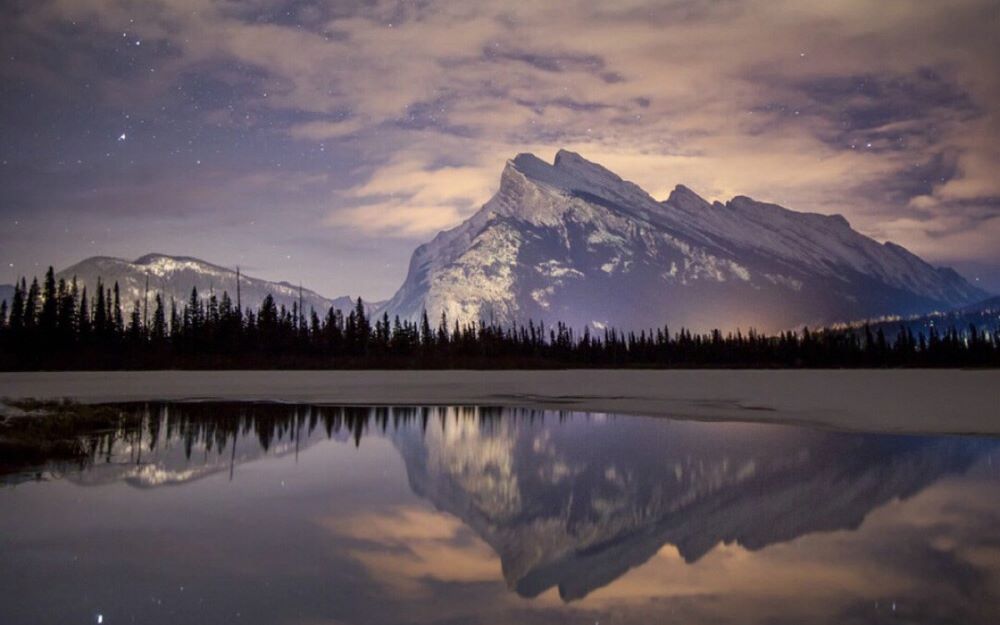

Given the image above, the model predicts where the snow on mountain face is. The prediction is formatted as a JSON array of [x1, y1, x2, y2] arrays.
[[55, 254, 363, 315], [382, 150, 987, 332]]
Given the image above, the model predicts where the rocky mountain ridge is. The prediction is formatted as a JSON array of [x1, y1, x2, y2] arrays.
[[381, 150, 986, 332]]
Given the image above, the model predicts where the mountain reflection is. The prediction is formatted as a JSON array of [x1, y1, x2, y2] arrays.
[[390, 413, 995, 601], [5, 402, 996, 603]]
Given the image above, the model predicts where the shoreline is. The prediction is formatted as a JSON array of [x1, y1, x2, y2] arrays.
[[1, 369, 998, 436]]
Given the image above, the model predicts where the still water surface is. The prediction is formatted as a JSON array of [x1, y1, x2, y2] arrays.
[[1, 403, 999, 624]]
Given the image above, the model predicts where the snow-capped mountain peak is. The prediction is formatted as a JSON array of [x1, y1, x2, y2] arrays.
[[381, 150, 986, 332], [508, 150, 657, 217], [52, 254, 370, 316]]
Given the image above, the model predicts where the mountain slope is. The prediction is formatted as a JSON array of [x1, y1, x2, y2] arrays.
[[53, 254, 362, 315], [382, 150, 986, 332], [843, 294, 1000, 340]]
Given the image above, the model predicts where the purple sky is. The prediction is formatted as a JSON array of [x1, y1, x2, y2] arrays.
[[2, 0, 999, 298]]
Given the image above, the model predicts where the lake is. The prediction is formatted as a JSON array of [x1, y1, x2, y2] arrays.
[[2, 402, 999, 624]]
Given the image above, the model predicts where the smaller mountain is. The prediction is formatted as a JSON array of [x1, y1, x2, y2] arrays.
[[42, 254, 367, 315]]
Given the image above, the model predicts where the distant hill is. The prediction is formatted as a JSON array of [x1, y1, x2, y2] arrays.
[[1, 254, 378, 316]]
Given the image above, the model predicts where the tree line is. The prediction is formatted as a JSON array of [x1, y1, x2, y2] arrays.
[[3, 399, 521, 479], [1, 267, 997, 369]]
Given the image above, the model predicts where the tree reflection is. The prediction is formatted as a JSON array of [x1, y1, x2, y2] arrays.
[[1, 401, 516, 481]]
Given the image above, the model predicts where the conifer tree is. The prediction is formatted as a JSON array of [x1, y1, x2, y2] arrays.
[[78, 286, 91, 339], [24, 277, 40, 330], [169, 298, 180, 336], [93, 278, 107, 338], [354, 298, 370, 346], [420, 310, 433, 348], [437, 311, 449, 346], [151, 294, 167, 342], [259, 294, 278, 347], [185, 287, 201, 335], [127, 300, 143, 344], [57, 278, 77, 337], [113, 282, 124, 337], [9, 279, 25, 334], [39, 266, 58, 334], [208, 292, 219, 326]]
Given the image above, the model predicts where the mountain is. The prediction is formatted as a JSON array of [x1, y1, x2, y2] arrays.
[[392, 413, 993, 602], [382, 150, 987, 332], [53, 254, 366, 315]]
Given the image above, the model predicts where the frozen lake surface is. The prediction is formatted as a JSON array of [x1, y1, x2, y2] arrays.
[[2, 402, 999, 624], [2, 369, 999, 434]]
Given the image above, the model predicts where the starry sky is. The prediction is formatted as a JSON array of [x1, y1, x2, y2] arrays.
[[2, 0, 999, 299]]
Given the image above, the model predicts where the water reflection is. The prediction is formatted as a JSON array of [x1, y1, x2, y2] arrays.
[[392, 414, 995, 602], [1, 403, 998, 625]]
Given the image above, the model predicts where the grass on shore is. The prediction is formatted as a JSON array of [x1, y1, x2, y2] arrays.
[[0, 399, 141, 477]]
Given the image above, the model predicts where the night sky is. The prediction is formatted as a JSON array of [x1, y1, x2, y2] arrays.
[[2, 0, 999, 299]]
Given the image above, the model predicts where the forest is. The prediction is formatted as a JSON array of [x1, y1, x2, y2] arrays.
[[1, 267, 997, 369]]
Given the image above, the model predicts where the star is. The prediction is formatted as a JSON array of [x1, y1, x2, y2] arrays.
[[118, 133, 127, 142]]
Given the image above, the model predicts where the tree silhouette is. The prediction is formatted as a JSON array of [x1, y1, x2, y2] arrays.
[[39, 267, 58, 335], [0, 265, 996, 370]]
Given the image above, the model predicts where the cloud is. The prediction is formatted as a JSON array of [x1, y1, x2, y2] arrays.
[[288, 117, 368, 140], [3, 0, 999, 286], [321, 505, 501, 596], [328, 145, 503, 236]]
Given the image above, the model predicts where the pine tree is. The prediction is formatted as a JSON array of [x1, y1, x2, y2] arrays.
[[151, 294, 167, 342], [219, 292, 232, 321], [207, 292, 219, 326], [353, 298, 370, 354], [169, 298, 180, 337], [310, 309, 321, 343], [127, 300, 143, 344], [105, 287, 113, 335], [113, 282, 124, 337], [39, 266, 58, 334], [437, 311, 450, 346], [24, 277, 40, 330], [184, 287, 201, 335], [420, 310, 433, 348], [78, 286, 92, 339], [355, 298, 369, 335], [93, 278, 107, 338], [9, 279, 25, 334], [259, 294, 278, 347], [57, 278, 77, 337]]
